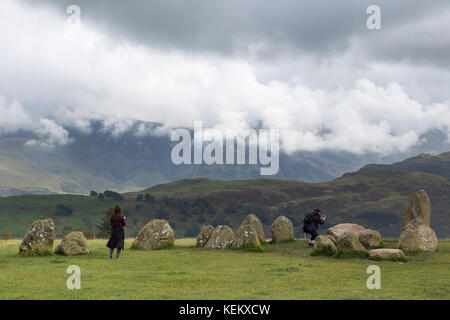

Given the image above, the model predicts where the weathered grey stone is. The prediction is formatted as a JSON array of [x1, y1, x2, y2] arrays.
[[314, 235, 337, 255], [205, 225, 235, 249], [369, 249, 405, 260], [357, 229, 382, 249], [240, 214, 265, 243], [55, 231, 90, 256], [196, 225, 215, 248], [402, 190, 431, 228], [19, 218, 55, 256], [326, 223, 366, 239], [398, 223, 438, 252], [231, 223, 262, 249], [270, 216, 294, 242], [336, 232, 367, 254], [325, 235, 336, 244], [132, 219, 174, 250]]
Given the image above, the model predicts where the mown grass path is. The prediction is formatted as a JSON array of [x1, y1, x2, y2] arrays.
[[0, 239, 448, 299]]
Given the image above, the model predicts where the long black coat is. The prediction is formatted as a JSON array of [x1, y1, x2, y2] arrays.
[[107, 215, 126, 250], [107, 227, 125, 249]]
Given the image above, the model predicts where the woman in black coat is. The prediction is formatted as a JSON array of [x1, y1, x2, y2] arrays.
[[107, 205, 126, 259], [303, 208, 326, 248]]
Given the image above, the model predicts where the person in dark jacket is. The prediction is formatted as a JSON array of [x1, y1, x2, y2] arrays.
[[106, 205, 126, 259], [303, 208, 326, 248]]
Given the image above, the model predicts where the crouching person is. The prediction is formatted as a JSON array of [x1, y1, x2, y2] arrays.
[[303, 208, 326, 248]]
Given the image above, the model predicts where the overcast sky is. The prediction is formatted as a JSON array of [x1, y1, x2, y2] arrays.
[[0, 0, 449, 153]]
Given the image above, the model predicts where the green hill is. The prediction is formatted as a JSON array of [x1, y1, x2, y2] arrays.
[[1, 122, 449, 197], [1, 163, 449, 239], [368, 152, 450, 179], [0, 129, 377, 197]]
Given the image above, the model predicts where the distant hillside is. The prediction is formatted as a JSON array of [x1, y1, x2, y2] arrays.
[[0, 131, 371, 196], [1, 121, 449, 197], [2, 165, 449, 239], [367, 152, 450, 180]]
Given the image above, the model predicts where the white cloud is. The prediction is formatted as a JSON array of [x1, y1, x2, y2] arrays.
[[0, 96, 34, 134], [25, 119, 72, 148], [0, 0, 449, 154]]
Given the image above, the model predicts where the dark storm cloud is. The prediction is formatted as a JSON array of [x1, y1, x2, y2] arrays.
[[24, 0, 450, 65], [2, 0, 450, 152]]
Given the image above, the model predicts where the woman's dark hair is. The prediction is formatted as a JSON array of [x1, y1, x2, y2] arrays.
[[314, 208, 321, 213], [110, 205, 122, 223]]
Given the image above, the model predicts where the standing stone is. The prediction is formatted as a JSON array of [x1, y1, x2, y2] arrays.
[[326, 223, 366, 239], [398, 190, 438, 253], [402, 190, 431, 227], [357, 229, 382, 249], [336, 232, 367, 254], [205, 225, 234, 249], [239, 214, 265, 243], [398, 223, 438, 252], [196, 225, 215, 247], [55, 231, 90, 255], [325, 235, 337, 244], [132, 219, 175, 250], [231, 223, 262, 249], [270, 216, 294, 242], [314, 235, 337, 255], [19, 218, 55, 256], [369, 249, 405, 260]]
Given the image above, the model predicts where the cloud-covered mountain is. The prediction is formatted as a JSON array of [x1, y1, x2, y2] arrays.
[[0, 120, 449, 197], [1, 0, 450, 157]]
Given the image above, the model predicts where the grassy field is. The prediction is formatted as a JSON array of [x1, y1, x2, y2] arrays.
[[0, 239, 449, 300]]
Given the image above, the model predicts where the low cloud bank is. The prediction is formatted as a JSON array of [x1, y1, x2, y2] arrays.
[[0, 0, 449, 152]]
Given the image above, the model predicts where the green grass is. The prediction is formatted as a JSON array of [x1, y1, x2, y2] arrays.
[[310, 250, 369, 259], [0, 239, 449, 300], [369, 255, 408, 263]]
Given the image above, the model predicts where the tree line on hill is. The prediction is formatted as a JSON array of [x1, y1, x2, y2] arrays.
[[92, 193, 306, 239], [90, 190, 124, 201], [49, 188, 312, 239]]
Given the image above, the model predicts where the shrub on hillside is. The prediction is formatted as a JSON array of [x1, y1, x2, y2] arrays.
[[185, 224, 201, 237], [156, 208, 170, 219], [224, 202, 241, 215], [211, 213, 232, 227], [145, 194, 156, 203], [104, 190, 124, 201], [193, 197, 209, 211], [255, 206, 271, 224], [54, 204, 73, 216], [63, 226, 73, 235], [96, 207, 113, 238], [197, 214, 206, 223], [207, 206, 216, 216], [179, 206, 191, 217]]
